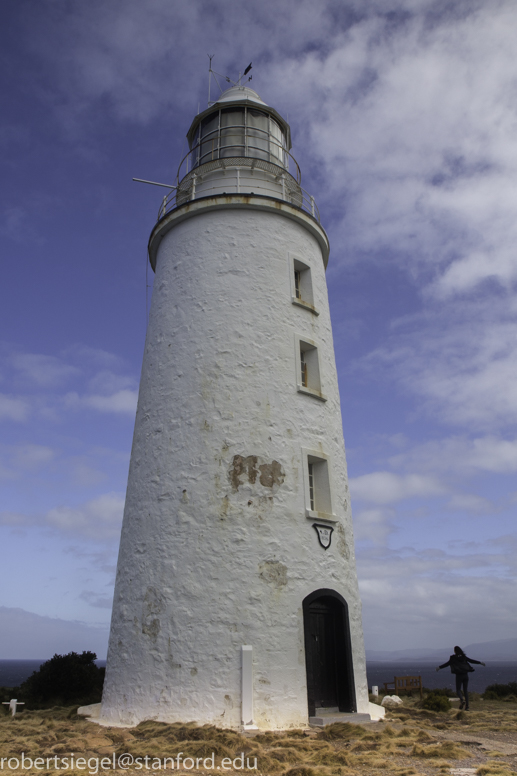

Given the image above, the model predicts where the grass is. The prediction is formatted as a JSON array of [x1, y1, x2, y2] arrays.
[[0, 697, 517, 775]]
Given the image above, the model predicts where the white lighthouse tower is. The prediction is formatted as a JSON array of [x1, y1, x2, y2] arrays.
[[100, 83, 373, 729]]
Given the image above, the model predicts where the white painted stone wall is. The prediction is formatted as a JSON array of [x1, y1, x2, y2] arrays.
[[100, 202, 369, 729]]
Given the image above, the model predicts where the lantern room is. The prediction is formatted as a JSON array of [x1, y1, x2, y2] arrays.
[[173, 86, 308, 210], [187, 86, 290, 168]]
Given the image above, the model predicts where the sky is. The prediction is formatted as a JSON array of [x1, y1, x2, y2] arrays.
[[1, 0, 516, 659]]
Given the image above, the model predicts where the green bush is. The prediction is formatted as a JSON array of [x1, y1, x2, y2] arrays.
[[422, 691, 451, 713], [19, 651, 105, 707], [422, 687, 452, 698], [482, 682, 517, 700]]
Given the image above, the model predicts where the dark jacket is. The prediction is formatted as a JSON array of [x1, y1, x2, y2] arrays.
[[439, 654, 482, 675]]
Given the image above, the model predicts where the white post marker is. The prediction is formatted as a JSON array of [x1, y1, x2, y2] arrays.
[[241, 646, 257, 730], [2, 699, 25, 717], [372, 686, 379, 696]]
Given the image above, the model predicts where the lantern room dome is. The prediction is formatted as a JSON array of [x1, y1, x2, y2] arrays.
[[216, 85, 267, 106]]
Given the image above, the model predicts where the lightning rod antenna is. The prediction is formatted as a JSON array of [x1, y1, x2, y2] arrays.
[[208, 54, 214, 107]]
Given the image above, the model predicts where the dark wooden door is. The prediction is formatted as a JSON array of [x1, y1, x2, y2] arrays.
[[305, 600, 338, 710], [303, 593, 355, 717]]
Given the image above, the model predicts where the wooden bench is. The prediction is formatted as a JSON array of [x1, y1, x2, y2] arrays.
[[383, 675, 423, 699]]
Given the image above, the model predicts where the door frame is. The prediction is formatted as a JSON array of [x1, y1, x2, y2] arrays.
[[302, 588, 357, 715]]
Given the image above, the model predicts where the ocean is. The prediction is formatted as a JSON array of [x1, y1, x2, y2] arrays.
[[367, 661, 517, 694], [1, 659, 516, 693]]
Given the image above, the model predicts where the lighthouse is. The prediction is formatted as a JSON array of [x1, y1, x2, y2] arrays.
[[99, 84, 373, 729]]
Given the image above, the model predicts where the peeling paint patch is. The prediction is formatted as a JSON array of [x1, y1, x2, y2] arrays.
[[229, 455, 258, 491], [259, 560, 288, 587], [259, 460, 285, 488], [229, 455, 285, 492]]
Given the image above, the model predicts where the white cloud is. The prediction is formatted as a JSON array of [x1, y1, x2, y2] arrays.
[[0, 492, 125, 541], [13, 444, 55, 469], [82, 389, 138, 415], [46, 492, 125, 540], [353, 507, 395, 544], [12, 353, 79, 387], [446, 493, 494, 514], [0, 393, 30, 422], [64, 345, 126, 370], [356, 299, 517, 431], [79, 590, 113, 610], [358, 540, 517, 651], [292, 4, 517, 299], [350, 471, 447, 504], [87, 370, 135, 395], [389, 434, 517, 477]]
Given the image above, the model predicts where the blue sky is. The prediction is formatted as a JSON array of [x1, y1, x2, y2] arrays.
[[1, 0, 516, 658]]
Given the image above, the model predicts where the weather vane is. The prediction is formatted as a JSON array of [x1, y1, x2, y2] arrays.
[[207, 55, 252, 106]]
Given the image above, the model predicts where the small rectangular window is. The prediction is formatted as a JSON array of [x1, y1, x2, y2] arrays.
[[290, 256, 318, 314], [296, 336, 326, 401], [303, 450, 334, 519], [308, 462, 315, 510]]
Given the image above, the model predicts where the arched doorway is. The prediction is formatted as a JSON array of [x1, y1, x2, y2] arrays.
[[303, 589, 356, 717]]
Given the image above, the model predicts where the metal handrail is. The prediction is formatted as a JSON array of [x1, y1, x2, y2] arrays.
[[156, 162, 320, 224], [154, 128, 320, 223]]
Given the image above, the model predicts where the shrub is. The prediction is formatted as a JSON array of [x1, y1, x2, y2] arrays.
[[483, 682, 517, 700], [19, 651, 104, 707], [422, 691, 451, 713]]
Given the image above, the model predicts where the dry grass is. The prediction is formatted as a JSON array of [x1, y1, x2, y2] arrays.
[[1, 698, 517, 775]]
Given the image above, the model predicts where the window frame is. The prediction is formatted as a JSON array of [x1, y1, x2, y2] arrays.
[[289, 254, 319, 315], [302, 448, 335, 523], [295, 335, 327, 402]]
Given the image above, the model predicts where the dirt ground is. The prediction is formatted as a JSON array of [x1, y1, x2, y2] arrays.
[[1, 697, 517, 775]]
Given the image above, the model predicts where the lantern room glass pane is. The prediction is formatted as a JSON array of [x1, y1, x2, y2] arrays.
[[192, 106, 288, 169], [199, 111, 220, 165], [220, 108, 245, 158], [269, 117, 286, 166], [247, 109, 269, 162]]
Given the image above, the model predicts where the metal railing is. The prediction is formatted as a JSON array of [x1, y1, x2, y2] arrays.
[[156, 164, 320, 223], [156, 148, 320, 224]]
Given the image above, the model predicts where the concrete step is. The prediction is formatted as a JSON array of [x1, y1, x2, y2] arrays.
[[310, 712, 372, 726]]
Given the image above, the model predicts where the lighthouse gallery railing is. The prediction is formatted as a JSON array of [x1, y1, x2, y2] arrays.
[[156, 128, 321, 223]]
